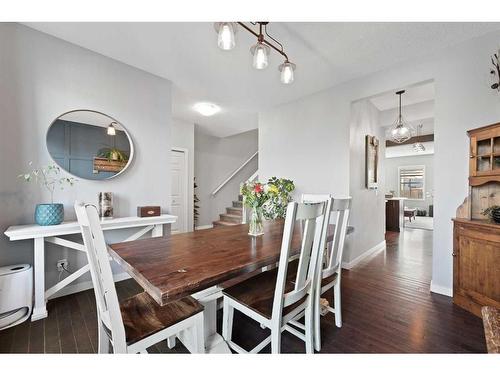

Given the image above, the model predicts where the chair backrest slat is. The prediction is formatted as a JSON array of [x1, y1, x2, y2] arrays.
[[74, 202, 127, 352], [327, 198, 351, 275], [300, 194, 352, 277], [272, 199, 330, 322]]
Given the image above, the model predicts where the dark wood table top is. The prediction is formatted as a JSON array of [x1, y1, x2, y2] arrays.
[[109, 220, 354, 306]]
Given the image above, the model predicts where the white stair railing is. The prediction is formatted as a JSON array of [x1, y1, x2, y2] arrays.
[[211, 151, 258, 196]]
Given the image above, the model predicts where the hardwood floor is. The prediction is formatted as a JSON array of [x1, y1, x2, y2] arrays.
[[0, 228, 486, 353]]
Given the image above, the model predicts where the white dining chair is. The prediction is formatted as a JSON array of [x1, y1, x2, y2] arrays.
[[298, 194, 352, 351], [221, 199, 331, 354], [74, 202, 205, 354]]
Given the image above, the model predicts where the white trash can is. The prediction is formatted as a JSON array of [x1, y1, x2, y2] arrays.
[[0, 264, 33, 330]]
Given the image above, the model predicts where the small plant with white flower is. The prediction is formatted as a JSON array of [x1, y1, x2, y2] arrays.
[[19, 162, 77, 204]]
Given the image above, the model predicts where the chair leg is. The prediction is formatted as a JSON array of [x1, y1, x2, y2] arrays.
[[333, 282, 342, 328], [313, 290, 322, 352], [271, 327, 281, 354], [191, 313, 205, 354], [222, 297, 234, 342], [304, 301, 314, 354], [98, 322, 110, 354]]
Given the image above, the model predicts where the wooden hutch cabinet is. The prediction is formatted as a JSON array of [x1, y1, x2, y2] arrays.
[[469, 123, 500, 186], [453, 122, 500, 317]]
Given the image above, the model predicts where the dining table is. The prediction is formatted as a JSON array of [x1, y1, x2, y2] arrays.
[[109, 220, 354, 353]]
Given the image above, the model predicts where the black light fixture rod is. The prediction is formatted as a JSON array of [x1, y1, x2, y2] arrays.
[[237, 22, 289, 61], [396, 90, 405, 119]]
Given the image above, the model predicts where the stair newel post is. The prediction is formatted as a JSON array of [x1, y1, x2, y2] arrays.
[[241, 182, 247, 224]]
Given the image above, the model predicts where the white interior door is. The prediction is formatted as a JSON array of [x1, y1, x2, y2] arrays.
[[171, 149, 188, 233]]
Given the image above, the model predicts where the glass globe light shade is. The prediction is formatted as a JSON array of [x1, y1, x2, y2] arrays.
[[279, 61, 296, 84], [413, 142, 426, 152], [388, 118, 415, 143], [250, 42, 270, 70], [107, 123, 117, 136], [215, 22, 236, 51]]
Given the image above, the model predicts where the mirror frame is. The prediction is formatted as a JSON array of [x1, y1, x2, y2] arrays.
[[46, 109, 135, 180]]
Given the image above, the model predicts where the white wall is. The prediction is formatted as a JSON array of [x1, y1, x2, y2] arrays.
[[0, 24, 173, 291], [259, 89, 351, 198], [194, 128, 258, 227], [172, 118, 195, 231], [346, 100, 386, 264], [259, 29, 500, 295], [385, 154, 434, 213]]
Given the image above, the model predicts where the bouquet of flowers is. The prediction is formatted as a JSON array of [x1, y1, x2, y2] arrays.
[[240, 178, 295, 236], [240, 180, 269, 236], [240, 180, 269, 208], [263, 177, 295, 220]]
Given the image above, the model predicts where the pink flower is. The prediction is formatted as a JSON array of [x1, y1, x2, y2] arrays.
[[254, 183, 263, 193]]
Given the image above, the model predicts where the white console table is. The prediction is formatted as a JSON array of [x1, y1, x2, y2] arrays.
[[4, 214, 177, 321]]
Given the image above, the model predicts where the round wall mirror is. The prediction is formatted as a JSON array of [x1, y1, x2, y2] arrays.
[[46, 110, 134, 180]]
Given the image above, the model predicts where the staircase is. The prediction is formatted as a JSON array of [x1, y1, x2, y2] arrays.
[[213, 195, 244, 227], [210, 151, 258, 228]]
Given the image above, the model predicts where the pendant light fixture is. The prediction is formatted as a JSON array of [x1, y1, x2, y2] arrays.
[[250, 41, 270, 69], [214, 22, 237, 51], [279, 61, 296, 84], [107, 122, 117, 136], [413, 124, 426, 152], [387, 90, 415, 143], [214, 22, 296, 84]]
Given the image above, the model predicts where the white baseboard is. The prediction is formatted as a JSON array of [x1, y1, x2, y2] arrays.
[[195, 224, 213, 230], [48, 272, 131, 300], [342, 240, 386, 270], [430, 280, 453, 297]]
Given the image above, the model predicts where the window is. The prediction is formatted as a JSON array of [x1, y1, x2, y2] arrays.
[[399, 166, 425, 200]]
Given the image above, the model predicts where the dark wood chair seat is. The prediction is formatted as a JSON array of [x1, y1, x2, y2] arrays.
[[321, 272, 338, 288], [287, 259, 338, 289], [222, 267, 306, 320], [120, 292, 203, 345], [481, 306, 500, 353]]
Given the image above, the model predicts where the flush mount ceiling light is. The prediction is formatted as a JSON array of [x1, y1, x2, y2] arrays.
[[387, 90, 415, 144], [214, 22, 296, 84], [107, 122, 117, 136], [193, 102, 220, 117], [413, 124, 426, 152]]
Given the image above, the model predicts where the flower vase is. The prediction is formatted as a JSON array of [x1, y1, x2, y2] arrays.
[[248, 206, 264, 236]]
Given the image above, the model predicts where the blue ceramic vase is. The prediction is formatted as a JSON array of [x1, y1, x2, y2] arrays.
[[35, 203, 64, 226]]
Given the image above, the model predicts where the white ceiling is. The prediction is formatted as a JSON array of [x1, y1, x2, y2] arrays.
[[24, 22, 500, 137], [370, 81, 435, 111]]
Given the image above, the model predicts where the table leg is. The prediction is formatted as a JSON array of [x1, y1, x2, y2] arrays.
[[152, 224, 163, 237], [32, 237, 48, 321], [201, 298, 231, 353], [177, 286, 231, 353]]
